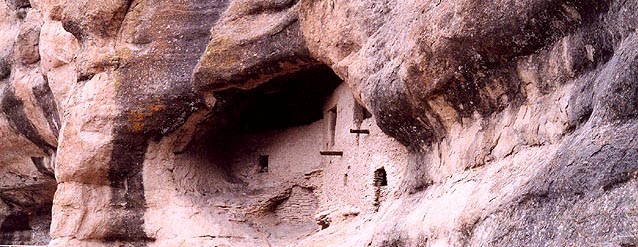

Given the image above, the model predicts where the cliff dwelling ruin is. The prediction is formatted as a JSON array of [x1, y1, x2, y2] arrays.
[[149, 65, 406, 246], [0, 63, 406, 246]]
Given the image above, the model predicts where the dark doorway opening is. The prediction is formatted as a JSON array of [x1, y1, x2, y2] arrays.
[[373, 167, 388, 210], [374, 167, 388, 187], [327, 106, 337, 147], [259, 155, 269, 173]]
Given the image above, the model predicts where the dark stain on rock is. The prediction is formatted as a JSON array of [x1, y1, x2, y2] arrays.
[[368, 78, 437, 150], [1, 87, 55, 155], [0, 58, 10, 80], [32, 82, 61, 138], [61, 20, 85, 42], [103, 0, 231, 243], [364, 0, 611, 150], [104, 130, 153, 243]]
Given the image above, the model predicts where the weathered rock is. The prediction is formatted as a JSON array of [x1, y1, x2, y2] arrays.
[[0, 1, 57, 245], [193, 0, 314, 91], [6, 0, 30, 19], [14, 10, 42, 65], [0, 0, 637, 246], [6, 0, 30, 11], [0, 58, 10, 80]]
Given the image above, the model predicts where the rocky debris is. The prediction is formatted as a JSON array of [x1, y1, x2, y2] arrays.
[[315, 207, 360, 230], [0, 0, 636, 246]]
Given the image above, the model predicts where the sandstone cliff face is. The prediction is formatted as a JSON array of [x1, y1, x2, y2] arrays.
[[0, 0, 637, 246]]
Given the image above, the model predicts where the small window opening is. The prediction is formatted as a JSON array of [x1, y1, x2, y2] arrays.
[[373, 167, 388, 210], [327, 106, 337, 147], [374, 167, 388, 187], [258, 155, 269, 173], [343, 174, 348, 186]]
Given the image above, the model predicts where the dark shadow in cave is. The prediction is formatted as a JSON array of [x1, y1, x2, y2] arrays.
[[218, 65, 343, 133], [0, 201, 52, 245], [187, 64, 342, 183], [0, 213, 30, 232]]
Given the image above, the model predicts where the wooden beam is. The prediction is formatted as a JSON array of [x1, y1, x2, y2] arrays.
[[320, 151, 343, 156], [350, 129, 370, 134]]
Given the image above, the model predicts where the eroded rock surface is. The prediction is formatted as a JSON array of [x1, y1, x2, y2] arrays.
[[0, 0, 637, 246]]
